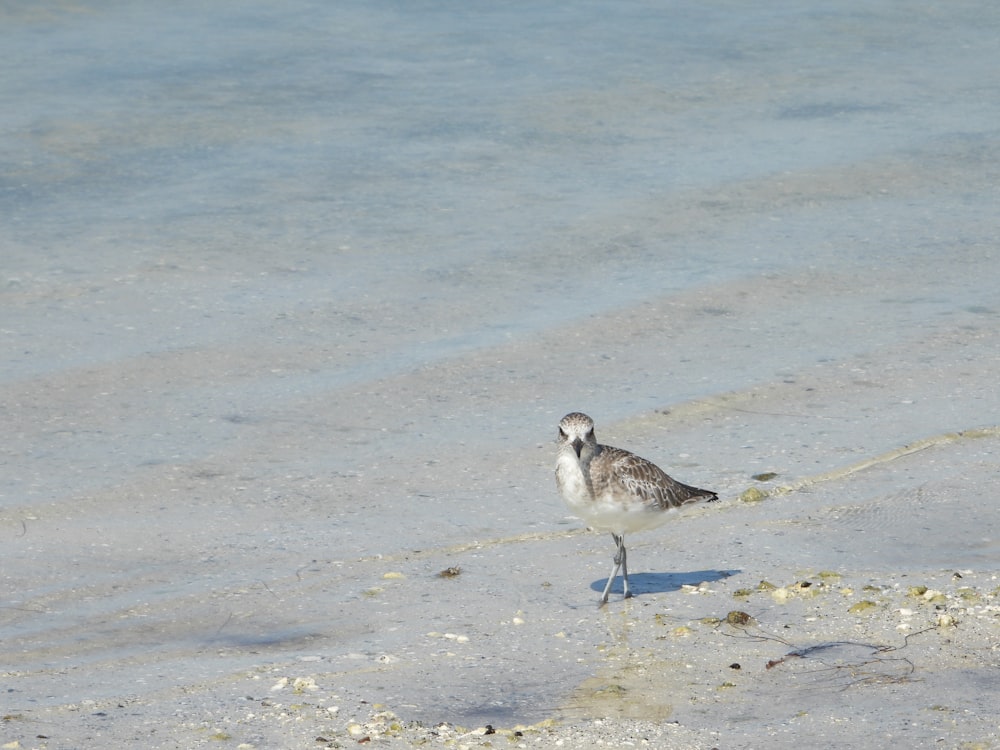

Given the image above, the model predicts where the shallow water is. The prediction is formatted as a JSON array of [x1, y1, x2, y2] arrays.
[[3, 1, 1000, 746]]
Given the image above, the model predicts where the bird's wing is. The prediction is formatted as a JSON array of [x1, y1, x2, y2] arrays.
[[602, 446, 717, 510]]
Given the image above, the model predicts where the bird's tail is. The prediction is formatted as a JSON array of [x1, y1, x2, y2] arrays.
[[680, 484, 719, 505]]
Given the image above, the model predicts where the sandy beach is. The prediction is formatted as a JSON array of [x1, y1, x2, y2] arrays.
[[3, 2, 1000, 748]]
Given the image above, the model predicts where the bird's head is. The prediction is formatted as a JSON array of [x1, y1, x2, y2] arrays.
[[557, 412, 596, 458]]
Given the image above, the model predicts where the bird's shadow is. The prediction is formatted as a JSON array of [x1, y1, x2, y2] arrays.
[[590, 568, 739, 597]]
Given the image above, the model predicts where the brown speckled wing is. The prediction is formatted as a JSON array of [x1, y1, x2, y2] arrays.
[[598, 446, 717, 510]]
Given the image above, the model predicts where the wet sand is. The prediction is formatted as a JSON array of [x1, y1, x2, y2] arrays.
[[3, 2, 1000, 748]]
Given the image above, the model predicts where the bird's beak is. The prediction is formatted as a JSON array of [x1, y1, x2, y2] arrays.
[[571, 437, 583, 458]]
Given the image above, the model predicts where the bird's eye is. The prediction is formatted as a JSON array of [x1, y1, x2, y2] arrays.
[[558, 427, 567, 438], [586, 429, 594, 439]]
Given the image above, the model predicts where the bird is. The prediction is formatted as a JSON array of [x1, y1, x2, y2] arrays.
[[555, 412, 718, 606]]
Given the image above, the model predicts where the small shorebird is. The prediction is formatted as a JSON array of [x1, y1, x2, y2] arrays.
[[555, 412, 718, 606]]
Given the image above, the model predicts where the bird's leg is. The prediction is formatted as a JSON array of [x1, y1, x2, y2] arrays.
[[619, 535, 632, 600], [599, 533, 624, 607]]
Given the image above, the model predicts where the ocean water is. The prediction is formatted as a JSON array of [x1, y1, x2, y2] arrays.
[[2, 1, 999, 741]]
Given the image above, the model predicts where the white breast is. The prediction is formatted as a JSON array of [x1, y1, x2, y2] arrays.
[[555, 451, 591, 512]]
